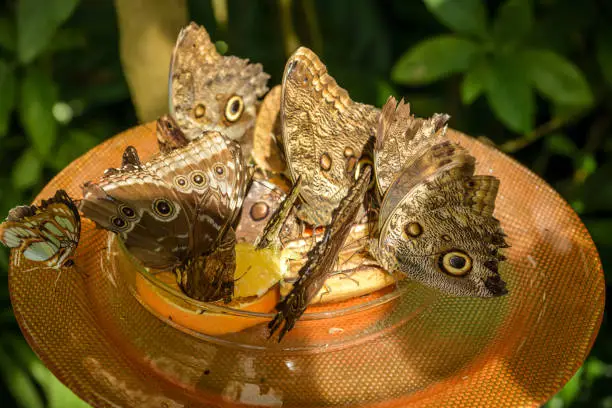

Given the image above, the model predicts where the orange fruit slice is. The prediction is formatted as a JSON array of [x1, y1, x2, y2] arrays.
[[136, 243, 282, 336]]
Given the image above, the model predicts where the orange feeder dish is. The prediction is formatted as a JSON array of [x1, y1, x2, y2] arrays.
[[8, 124, 605, 407]]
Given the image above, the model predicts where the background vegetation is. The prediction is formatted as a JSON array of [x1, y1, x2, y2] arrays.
[[0, 0, 610, 406]]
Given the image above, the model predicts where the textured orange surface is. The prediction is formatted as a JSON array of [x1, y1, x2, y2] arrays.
[[8, 123, 605, 407]]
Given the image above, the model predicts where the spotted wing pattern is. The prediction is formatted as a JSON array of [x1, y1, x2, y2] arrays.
[[0, 190, 80, 268]]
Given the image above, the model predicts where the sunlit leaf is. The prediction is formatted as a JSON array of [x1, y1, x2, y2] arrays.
[[392, 35, 480, 85], [484, 56, 534, 133], [20, 67, 58, 157], [12, 148, 42, 190], [0, 342, 44, 408], [521, 49, 593, 106], [17, 0, 81, 63], [461, 58, 491, 104], [423, 0, 488, 38], [0, 60, 16, 138], [0, 16, 16, 52], [492, 0, 533, 50]]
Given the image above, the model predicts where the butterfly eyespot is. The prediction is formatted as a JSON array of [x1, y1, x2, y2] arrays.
[[111, 216, 127, 229], [403, 222, 423, 238], [153, 199, 174, 217], [194, 104, 206, 119], [175, 176, 188, 188], [319, 153, 332, 171], [214, 164, 226, 178], [439, 250, 472, 277], [465, 180, 476, 188], [224, 95, 244, 122], [190, 172, 207, 187], [250, 202, 270, 221], [119, 205, 137, 220]]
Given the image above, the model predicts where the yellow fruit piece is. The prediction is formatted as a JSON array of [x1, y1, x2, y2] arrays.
[[233, 242, 283, 299]]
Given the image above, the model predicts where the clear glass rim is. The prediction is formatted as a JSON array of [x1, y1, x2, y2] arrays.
[[117, 236, 413, 320]]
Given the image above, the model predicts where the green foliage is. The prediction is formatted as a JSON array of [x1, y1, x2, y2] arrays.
[[0, 0, 611, 407], [393, 0, 593, 134]]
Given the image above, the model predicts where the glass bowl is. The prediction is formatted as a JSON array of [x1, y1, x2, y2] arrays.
[[8, 123, 604, 407]]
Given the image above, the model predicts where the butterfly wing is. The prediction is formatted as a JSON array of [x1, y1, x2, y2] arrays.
[[0, 190, 80, 268], [79, 130, 247, 271], [280, 47, 379, 226], [373, 98, 508, 298], [169, 22, 270, 148]]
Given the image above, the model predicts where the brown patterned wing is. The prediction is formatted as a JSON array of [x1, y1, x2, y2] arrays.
[[79, 130, 247, 271], [169, 22, 270, 149], [280, 47, 379, 226], [374, 96, 450, 196], [372, 98, 508, 298]]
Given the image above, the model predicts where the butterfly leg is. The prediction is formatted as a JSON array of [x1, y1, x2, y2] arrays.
[[268, 166, 373, 341]]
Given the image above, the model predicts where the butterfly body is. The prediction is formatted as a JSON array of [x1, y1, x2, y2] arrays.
[[0, 190, 80, 268]]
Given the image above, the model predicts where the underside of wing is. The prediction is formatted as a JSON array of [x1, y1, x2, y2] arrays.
[[280, 47, 379, 226], [169, 22, 270, 144]]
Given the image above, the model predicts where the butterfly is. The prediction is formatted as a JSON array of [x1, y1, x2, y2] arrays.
[[268, 50, 508, 338], [371, 97, 508, 298], [169, 22, 270, 154], [79, 115, 247, 303], [0, 189, 81, 269], [280, 47, 379, 226]]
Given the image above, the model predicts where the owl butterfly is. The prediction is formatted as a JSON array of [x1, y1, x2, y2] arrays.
[[370, 97, 508, 298], [280, 47, 379, 226], [79, 116, 247, 303], [0, 190, 80, 269], [170, 22, 270, 155]]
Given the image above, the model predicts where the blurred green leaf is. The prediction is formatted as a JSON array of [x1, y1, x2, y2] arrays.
[[556, 367, 583, 407], [485, 56, 534, 132], [0, 341, 44, 408], [17, 0, 81, 63], [20, 67, 58, 157], [392, 35, 480, 85], [215, 40, 228, 55], [461, 58, 490, 104], [596, 28, 612, 88], [0, 16, 16, 52], [492, 0, 533, 50], [522, 49, 593, 106], [583, 162, 612, 213], [0, 60, 16, 137], [585, 219, 612, 247], [49, 129, 99, 170], [6, 334, 89, 408], [12, 148, 42, 190], [545, 133, 577, 156], [376, 79, 398, 107], [423, 0, 488, 38]]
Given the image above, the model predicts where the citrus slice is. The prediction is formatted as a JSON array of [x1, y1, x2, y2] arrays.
[[135, 242, 282, 336]]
